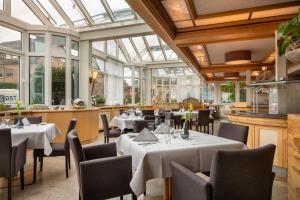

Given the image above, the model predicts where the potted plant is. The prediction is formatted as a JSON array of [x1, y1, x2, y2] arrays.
[[15, 100, 23, 128], [95, 95, 105, 107], [278, 9, 300, 63]]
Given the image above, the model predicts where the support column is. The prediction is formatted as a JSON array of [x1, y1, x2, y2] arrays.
[[213, 81, 218, 104], [79, 40, 92, 108], [65, 36, 72, 106], [235, 81, 240, 102], [132, 66, 135, 104], [45, 32, 51, 106], [22, 31, 29, 106], [145, 68, 152, 105], [275, 31, 287, 81]]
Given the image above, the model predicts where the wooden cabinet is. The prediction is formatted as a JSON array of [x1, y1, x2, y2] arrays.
[[227, 114, 288, 168], [288, 114, 300, 200]]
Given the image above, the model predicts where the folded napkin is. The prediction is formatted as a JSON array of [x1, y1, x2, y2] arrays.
[[153, 123, 170, 134], [119, 113, 129, 119], [133, 128, 158, 142], [22, 118, 31, 126], [129, 113, 136, 118]]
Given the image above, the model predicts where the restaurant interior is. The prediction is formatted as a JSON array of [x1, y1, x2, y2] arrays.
[[0, 0, 300, 199]]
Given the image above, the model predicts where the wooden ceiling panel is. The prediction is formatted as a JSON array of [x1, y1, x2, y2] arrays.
[[161, 0, 191, 21], [174, 20, 194, 28], [195, 13, 250, 26], [251, 6, 300, 19]]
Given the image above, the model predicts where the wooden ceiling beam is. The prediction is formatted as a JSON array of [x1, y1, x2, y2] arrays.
[[207, 76, 250, 82], [174, 21, 282, 46], [200, 63, 273, 73], [196, 1, 300, 20], [184, 0, 197, 19]]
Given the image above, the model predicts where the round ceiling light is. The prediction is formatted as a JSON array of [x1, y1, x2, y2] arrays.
[[224, 72, 239, 80], [225, 50, 251, 65]]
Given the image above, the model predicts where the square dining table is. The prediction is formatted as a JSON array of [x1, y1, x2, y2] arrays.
[[10, 123, 62, 155], [116, 130, 246, 200], [110, 115, 145, 132]]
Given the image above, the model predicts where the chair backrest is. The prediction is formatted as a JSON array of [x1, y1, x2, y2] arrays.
[[172, 108, 180, 112], [64, 118, 77, 150], [209, 144, 276, 200], [144, 115, 155, 120], [14, 116, 42, 125], [119, 109, 125, 115], [100, 114, 109, 137], [164, 112, 173, 120], [133, 120, 153, 133], [218, 122, 249, 145], [67, 130, 85, 184], [158, 108, 165, 115], [172, 115, 183, 126], [0, 128, 12, 177], [142, 110, 154, 116], [197, 110, 210, 125]]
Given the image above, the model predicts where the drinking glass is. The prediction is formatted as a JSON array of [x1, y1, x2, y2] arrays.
[[155, 117, 161, 127], [164, 133, 172, 144], [168, 119, 175, 134], [4, 112, 10, 126]]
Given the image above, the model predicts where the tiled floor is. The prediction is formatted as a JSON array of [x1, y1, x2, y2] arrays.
[[0, 120, 288, 200]]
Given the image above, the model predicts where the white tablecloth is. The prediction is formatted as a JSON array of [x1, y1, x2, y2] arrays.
[[116, 131, 245, 196], [11, 123, 62, 156], [110, 116, 144, 131]]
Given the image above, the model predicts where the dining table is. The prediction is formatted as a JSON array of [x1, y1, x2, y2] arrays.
[[110, 115, 145, 132], [116, 131, 246, 200], [9, 123, 62, 155], [172, 110, 199, 120]]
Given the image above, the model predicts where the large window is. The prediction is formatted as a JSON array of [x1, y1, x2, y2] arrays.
[[30, 34, 45, 53], [123, 78, 132, 104], [51, 57, 66, 105], [71, 60, 79, 101], [107, 40, 117, 57], [221, 81, 235, 104], [0, 52, 20, 104], [134, 78, 140, 103], [0, 0, 3, 10], [91, 57, 105, 100], [51, 35, 66, 55], [29, 57, 45, 104], [71, 40, 79, 57], [0, 25, 22, 51]]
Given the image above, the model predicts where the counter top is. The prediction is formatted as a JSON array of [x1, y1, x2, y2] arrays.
[[227, 111, 287, 119]]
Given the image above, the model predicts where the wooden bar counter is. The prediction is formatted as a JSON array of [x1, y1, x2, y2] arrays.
[[227, 112, 288, 168]]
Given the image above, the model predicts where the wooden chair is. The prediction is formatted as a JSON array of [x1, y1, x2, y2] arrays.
[[217, 122, 249, 145], [101, 114, 121, 143]]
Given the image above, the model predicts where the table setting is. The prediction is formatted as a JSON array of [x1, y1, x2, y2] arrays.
[[110, 112, 145, 131], [116, 122, 246, 197]]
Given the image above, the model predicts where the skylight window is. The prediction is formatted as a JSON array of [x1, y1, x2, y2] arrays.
[[80, 0, 110, 24], [145, 35, 164, 61], [33, 0, 66, 27], [56, 0, 86, 26], [121, 38, 139, 62], [11, 0, 43, 25], [106, 0, 135, 21], [132, 37, 151, 61]]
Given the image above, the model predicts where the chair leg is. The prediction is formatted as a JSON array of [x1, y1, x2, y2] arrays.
[[68, 152, 71, 169], [120, 195, 123, 200], [65, 156, 69, 178], [20, 168, 24, 190], [132, 193, 137, 200], [40, 157, 43, 172], [212, 122, 214, 135], [107, 137, 109, 143], [33, 155, 37, 183], [8, 176, 12, 200]]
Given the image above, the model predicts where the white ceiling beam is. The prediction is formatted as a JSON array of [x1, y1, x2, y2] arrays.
[[73, 0, 94, 25], [23, 0, 53, 26], [48, 0, 74, 28], [158, 37, 167, 61], [79, 22, 153, 41], [3, 0, 11, 16], [100, 0, 115, 22], [142, 36, 154, 62], [129, 37, 142, 61]]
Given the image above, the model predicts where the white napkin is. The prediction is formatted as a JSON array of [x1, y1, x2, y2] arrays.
[[120, 113, 129, 119], [129, 113, 136, 118], [22, 118, 31, 126], [133, 128, 158, 142], [153, 123, 170, 134]]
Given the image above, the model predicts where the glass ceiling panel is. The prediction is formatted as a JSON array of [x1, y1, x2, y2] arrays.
[[145, 35, 165, 61], [11, 0, 43, 25], [56, 0, 86, 26], [92, 41, 106, 53], [33, 0, 66, 27], [80, 0, 111, 24], [132, 37, 151, 61], [121, 38, 139, 62], [164, 46, 178, 60], [118, 47, 127, 63], [106, 0, 135, 21]]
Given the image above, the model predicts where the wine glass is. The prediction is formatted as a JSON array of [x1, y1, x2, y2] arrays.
[[4, 112, 10, 127], [155, 116, 161, 127], [168, 119, 175, 134]]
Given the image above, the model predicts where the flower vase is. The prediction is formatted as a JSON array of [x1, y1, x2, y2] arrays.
[[181, 120, 190, 139], [15, 117, 23, 128]]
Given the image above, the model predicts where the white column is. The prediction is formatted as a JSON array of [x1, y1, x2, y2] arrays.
[[45, 32, 52, 106], [131, 66, 135, 104], [22, 31, 29, 106], [79, 40, 92, 108], [145, 68, 152, 105], [275, 31, 287, 81], [65, 36, 72, 106]]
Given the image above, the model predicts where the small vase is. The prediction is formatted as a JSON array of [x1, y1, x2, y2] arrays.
[[181, 121, 189, 139]]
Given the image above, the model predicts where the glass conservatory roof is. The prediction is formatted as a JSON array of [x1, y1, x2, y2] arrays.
[[93, 35, 179, 63]]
